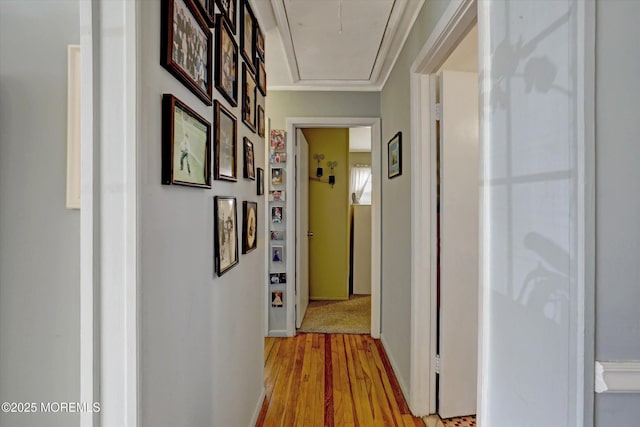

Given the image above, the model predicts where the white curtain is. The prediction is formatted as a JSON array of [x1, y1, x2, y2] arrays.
[[350, 164, 372, 204]]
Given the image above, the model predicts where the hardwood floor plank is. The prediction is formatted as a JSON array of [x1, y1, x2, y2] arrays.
[[257, 334, 424, 427]]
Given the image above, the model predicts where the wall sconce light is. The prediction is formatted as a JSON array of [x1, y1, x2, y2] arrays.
[[313, 153, 325, 178], [327, 161, 338, 187]]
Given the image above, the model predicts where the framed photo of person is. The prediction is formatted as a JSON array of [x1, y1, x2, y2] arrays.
[[257, 60, 267, 96], [240, 0, 256, 73], [215, 14, 238, 107], [271, 245, 284, 263], [214, 196, 239, 276], [387, 131, 402, 179], [269, 190, 285, 201], [243, 137, 255, 180], [270, 230, 284, 241], [255, 24, 265, 60], [257, 105, 265, 138], [161, 0, 213, 105], [270, 129, 285, 150], [271, 168, 284, 186], [257, 167, 265, 195], [271, 206, 283, 224], [242, 201, 258, 254], [162, 94, 212, 188], [193, 0, 214, 27], [214, 100, 238, 181], [214, 0, 236, 33], [271, 291, 284, 308], [242, 63, 257, 132]]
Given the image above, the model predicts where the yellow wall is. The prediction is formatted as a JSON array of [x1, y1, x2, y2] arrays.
[[304, 128, 350, 300]]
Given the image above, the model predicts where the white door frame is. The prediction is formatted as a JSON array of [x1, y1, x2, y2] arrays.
[[285, 117, 382, 338], [80, 1, 139, 426], [408, 0, 595, 421]]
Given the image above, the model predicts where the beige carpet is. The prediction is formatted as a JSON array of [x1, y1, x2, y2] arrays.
[[298, 295, 371, 334]]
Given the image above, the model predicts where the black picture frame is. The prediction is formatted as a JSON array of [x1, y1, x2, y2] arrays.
[[387, 131, 403, 179], [193, 0, 215, 27], [255, 23, 265, 60], [242, 201, 258, 254], [257, 105, 265, 138], [257, 60, 267, 96], [257, 167, 265, 195], [161, 0, 213, 105], [240, 0, 256, 73], [214, 196, 239, 276], [161, 94, 212, 188], [215, 14, 239, 107], [242, 63, 257, 132], [243, 137, 256, 180], [214, 0, 236, 33], [214, 100, 238, 181]]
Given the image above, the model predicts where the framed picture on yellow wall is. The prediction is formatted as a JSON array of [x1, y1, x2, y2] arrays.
[[388, 131, 402, 179]]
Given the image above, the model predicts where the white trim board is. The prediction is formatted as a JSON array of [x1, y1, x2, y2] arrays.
[[283, 117, 382, 338], [596, 361, 640, 393], [381, 334, 409, 403], [249, 387, 267, 426]]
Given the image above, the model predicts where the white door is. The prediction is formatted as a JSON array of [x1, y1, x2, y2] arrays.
[[295, 129, 310, 328], [437, 71, 479, 419]]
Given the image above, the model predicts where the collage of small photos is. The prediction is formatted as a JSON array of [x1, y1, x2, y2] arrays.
[[269, 129, 286, 308], [159, 0, 267, 277]]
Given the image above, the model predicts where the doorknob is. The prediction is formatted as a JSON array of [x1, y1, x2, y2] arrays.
[[307, 231, 314, 237]]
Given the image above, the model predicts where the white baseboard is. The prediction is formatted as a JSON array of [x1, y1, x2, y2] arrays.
[[249, 387, 266, 427], [268, 329, 289, 337], [380, 334, 410, 402], [595, 361, 640, 393]]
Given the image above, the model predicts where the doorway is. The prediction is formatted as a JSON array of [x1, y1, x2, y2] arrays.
[[407, 0, 479, 418], [283, 117, 382, 338], [295, 127, 374, 335]]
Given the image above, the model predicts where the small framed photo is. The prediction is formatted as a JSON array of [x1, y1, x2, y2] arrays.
[[257, 60, 267, 96], [270, 273, 281, 284], [271, 168, 284, 186], [271, 206, 283, 224], [161, 0, 213, 105], [270, 151, 286, 164], [270, 129, 285, 150], [214, 100, 237, 181], [257, 167, 265, 195], [271, 291, 284, 307], [270, 230, 284, 241], [193, 0, 214, 27], [256, 24, 265, 59], [242, 63, 257, 132], [257, 105, 265, 138], [215, 0, 236, 33], [388, 131, 403, 179], [240, 0, 256, 73], [243, 137, 256, 180], [242, 201, 258, 254], [162, 94, 212, 188], [279, 272, 287, 283], [214, 196, 239, 276], [271, 245, 284, 263], [215, 14, 238, 107], [269, 190, 285, 201]]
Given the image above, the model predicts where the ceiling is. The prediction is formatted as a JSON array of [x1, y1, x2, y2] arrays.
[[252, 0, 425, 91]]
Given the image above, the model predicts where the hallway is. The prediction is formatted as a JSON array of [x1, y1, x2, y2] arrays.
[[257, 334, 424, 426]]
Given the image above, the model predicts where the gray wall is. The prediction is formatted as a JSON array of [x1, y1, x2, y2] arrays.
[[379, 0, 450, 392], [0, 1, 80, 427], [139, 1, 265, 426], [595, 0, 640, 423]]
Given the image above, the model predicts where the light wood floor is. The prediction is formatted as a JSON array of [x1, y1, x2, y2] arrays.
[[256, 333, 425, 427]]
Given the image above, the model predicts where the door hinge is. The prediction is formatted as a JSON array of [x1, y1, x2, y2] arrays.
[[435, 354, 441, 374], [434, 103, 442, 121]]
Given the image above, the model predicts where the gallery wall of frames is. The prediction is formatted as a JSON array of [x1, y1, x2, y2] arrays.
[[160, 1, 266, 273]]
